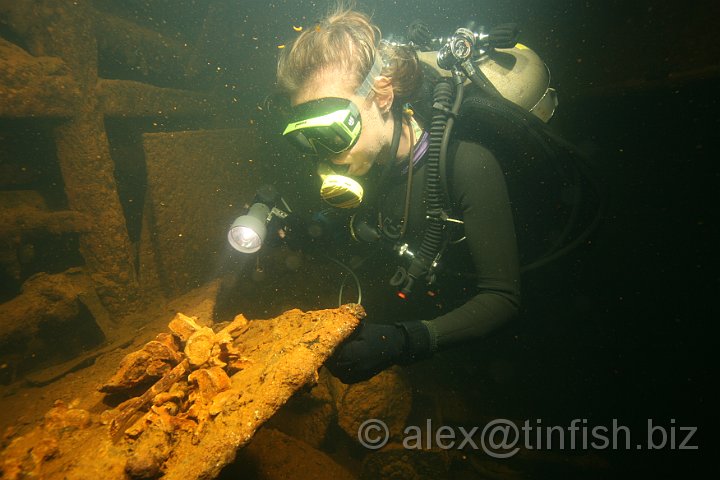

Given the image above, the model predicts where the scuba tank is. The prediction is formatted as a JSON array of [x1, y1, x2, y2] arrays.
[[411, 23, 557, 122], [416, 42, 558, 123]]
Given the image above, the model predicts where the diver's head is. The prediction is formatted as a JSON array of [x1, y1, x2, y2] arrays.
[[277, 8, 423, 181], [289, 64, 393, 178]]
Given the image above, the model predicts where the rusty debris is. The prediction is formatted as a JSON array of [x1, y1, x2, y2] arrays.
[[0, 304, 364, 480]]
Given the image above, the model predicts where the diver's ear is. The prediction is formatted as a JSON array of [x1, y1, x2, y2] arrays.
[[373, 76, 394, 114]]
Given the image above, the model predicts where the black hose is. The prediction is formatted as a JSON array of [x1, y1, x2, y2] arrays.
[[418, 81, 454, 261], [466, 66, 503, 98], [395, 80, 455, 295], [397, 80, 454, 295], [440, 73, 465, 207]]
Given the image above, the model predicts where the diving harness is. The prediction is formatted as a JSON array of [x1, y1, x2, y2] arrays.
[[348, 23, 604, 300]]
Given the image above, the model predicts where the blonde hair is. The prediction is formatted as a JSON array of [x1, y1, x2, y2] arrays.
[[276, 5, 422, 109]]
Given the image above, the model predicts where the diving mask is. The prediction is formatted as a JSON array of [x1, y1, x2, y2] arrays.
[[283, 97, 362, 156], [282, 48, 385, 156], [317, 162, 364, 209]]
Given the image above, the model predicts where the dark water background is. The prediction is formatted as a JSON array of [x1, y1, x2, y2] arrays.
[[2, 0, 717, 477]]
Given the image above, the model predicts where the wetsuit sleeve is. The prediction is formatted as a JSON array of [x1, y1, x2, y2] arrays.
[[422, 141, 521, 350]]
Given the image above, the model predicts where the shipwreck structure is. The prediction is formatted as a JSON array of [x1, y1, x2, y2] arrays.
[[1, 0, 261, 380], [0, 3, 390, 478]]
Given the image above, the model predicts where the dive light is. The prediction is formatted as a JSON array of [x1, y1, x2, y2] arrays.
[[228, 185, 290, 254]]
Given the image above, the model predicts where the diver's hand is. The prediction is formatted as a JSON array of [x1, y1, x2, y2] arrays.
[[326, 320, 432, 384]]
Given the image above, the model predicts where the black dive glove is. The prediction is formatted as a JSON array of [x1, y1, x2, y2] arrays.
[[326, 320, 432, 384]]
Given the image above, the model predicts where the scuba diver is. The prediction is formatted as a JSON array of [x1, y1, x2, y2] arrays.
[[237, 7, 601, 384]]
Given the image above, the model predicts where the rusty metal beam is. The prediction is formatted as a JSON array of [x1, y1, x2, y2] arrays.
[[0, 38, 80, 118], [96, 79, 219, 118]]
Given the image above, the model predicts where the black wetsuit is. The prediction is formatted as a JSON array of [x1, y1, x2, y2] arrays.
[[359, 139, 521, 351]]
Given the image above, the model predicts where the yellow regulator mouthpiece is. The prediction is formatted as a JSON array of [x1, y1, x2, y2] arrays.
[[319, 174, 364, 209]]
